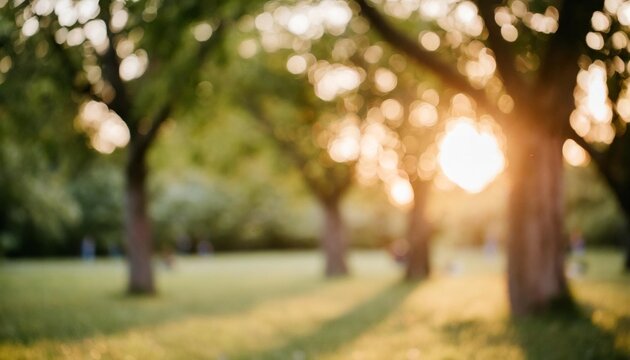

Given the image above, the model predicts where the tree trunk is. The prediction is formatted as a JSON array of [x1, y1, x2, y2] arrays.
[[506, 123, 570, 315], [614, 196, 630, 272], [620, 212, 630, 272], [320, 198, 348, 277], [624, 227, 630, 272], [593, 147, 630, 272], [405, 179, 431, 280], [615, 162, 630, 272], [124, 152, 155, 294]]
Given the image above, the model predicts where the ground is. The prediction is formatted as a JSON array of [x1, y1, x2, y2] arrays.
[[0, 248, 629, 359]]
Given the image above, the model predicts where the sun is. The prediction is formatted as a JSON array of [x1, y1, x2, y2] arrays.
[[437, 118, 505, 193]]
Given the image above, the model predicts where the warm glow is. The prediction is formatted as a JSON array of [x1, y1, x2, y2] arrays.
[[22, 17, 39, 37], [562, 139, 590, 167], [379, 149, 398, 171], [611, 31, 628, 49], [286, 54, 308, 74], [591, 11, 611, 32], [192, 23, 213, 42], [464, 48, 496, 87], [66, 28, 85, 46], [437, 119, 505, 193], [618, 2, 630, 26], [238, 39, 258, 59], [501, 24, 518, 42], [329, 136, 360, 162], [409, 101, 438, 127], [498, 94, 514, 113], [617, 80, 630, 122], [374, 68, 397, 93], [110, 8, 128, 32], [525, 10, 558, 34], [419, 0, 449, 19], [84, 19, 108, 53], [584, 64, 611, 123], [76, 0, 99, 23], [255, 0, 352, 48], [363, 45, 383, 64], [381, 99, 403, 121], [586, 32, 605, 50], [328, 117, 361, 162], [50, 0, 100, 27], [454, 1, 483, 36], [288, 14, 310, 35], [387, 177, 414, 207], [455, 2, 478, 25], [419, 31, 440, 51], [115, 38, 134, 58], [77, 100, 130, 154], [312, 62, 362, 101], [119, 51, 148, 81], [572, 61, 615, 144], [33, 0, 54, 16], [353, 118, 404, 186]]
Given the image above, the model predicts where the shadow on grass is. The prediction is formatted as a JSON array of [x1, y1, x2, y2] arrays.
[[513, 307, 628, 360], [442, 306, 629, 359], [0, 276, 328, 344], [235, 281, 417, 360]]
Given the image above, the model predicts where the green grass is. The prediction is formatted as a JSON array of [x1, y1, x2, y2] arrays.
[[0, 249, 629, 359]]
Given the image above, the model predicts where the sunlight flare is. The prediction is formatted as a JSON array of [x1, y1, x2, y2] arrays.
[[437, 119, 505, 193], [387, 177, 414, 207], [563, 139, 590, 167]]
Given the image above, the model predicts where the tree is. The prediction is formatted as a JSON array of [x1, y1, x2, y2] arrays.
[[230, 2, 368, 276], [241, 68, 355, 276], [354, 0, 629, 314], [583, 73, 630, 270], [149, 107, 322, 252], [0, 11, 91, 256], [565, 165, 627, 249], [3, 0, 261, 293], [240, 0, 461, 279]]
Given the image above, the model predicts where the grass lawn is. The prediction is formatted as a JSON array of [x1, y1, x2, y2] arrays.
[[0, 248, 629, 359]]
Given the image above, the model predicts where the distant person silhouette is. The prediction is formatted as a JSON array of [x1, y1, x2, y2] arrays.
[[81, 236, 95, 261], [568, 230, 588, 278], [197, 239, 213, 256]]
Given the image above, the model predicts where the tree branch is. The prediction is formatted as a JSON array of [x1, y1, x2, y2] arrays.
[[355, 0, 505, 121], [475, 0, 527, 99], [98, 10, 134, 128], [128, 22, 225, 166], [243, 100, 310, 168], [535, 0, 603, 118], [43, 28, 100, 101], [243, 99, 326, 195], [128, 102, 173, 167], [566, 126, 604, 165], [243, 94, 355, 203], [565, 122, 630, 208]]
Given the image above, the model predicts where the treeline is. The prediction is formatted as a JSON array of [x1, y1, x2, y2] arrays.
[[1, 154, 624, 257]]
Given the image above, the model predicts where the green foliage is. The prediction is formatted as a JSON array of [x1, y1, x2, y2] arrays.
[[0, 0, 272, 257], [0, 130, 124, 256], [150, 176, 317, 251], [0, 127, 82, 256], [566, 165, 627, 246], [68, 162, 124, 252], [150, 112, 321, 251], [149, 70, 407, 251], [219, 36, 356, 204]]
